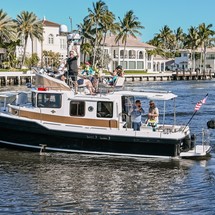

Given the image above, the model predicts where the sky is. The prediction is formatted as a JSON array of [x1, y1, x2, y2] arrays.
[[1, 0, 215, 42]]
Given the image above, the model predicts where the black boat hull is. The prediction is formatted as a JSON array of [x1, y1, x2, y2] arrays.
[[0, 116, 181, 157]]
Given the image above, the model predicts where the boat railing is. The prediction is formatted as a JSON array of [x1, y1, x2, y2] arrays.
[[198, 128, 210, 147], [156, 125, 186, 134]]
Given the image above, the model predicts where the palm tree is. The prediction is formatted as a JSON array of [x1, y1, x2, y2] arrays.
[[84, 0, 108, 66], [77, 20, 94, 46], [156, 25, 173, 51], [175, 27, 185, 50], [15, 11, 43, 68], [0, 9, 17, 45], [147, 36, 166, 57], [115, 10, 144, 68], [198, 23, 214, 72], [99, 10, 118, 69], [2, 40, 20, 68], [81, 42, 93, 63], [184, 26, 200, 72]]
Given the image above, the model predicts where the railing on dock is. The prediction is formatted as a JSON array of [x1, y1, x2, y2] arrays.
[[0, 71, 35, 86], [0, 69, 214, 86], [172, 70, 214, 80]]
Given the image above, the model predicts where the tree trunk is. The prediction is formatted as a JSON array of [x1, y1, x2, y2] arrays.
[[203, 44, 207, 72], [92, 24, 98, 66], [40, 39, 44, 67], [123, 41, 127, 69], [21, 37, 28, 69], [101, 32, 107, 71], [200, 47, 203, 73]]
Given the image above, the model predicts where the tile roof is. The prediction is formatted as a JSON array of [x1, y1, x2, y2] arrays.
[[42, 20, 60, 27], [105, 34, 155, 49]]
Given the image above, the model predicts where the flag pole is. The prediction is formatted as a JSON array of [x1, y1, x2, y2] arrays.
[[182, 110, 197, 132], [182, 93, 208, 132]]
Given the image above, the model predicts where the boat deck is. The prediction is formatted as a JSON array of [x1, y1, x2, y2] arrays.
[[180, 145, 211, 158]]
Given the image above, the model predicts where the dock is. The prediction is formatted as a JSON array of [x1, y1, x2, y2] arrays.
[[0, 71, 35, 86], [0, 70, 214, 86], [172, 70, 214, 80]]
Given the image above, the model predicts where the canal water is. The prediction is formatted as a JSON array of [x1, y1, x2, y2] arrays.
[[0, 80, 215, 214]]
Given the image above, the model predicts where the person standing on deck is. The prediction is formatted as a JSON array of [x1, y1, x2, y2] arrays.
[[147, 100, 159, 127], [129, 100, 145, 131], [66, 49, 79, 92]]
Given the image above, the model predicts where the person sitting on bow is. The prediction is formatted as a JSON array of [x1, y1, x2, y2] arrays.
[[81, 62, 98, 89], [105, 65, 124, 86]]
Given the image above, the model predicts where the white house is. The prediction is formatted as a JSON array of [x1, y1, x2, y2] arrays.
[[172, 48, 215, 72], [16, 19, 81, 68], [103, 34, 168, 72]]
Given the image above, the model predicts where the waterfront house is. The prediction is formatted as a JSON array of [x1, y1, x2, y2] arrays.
[[172, 48, 215, 72], [15, 18, 80, 68], [102, 35, 168, 72]]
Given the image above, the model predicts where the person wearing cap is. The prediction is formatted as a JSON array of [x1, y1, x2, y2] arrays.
[[147, 100, 159, 127], [81, 62, 95, 77]]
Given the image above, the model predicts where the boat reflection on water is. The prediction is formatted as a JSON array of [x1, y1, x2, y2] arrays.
[[0, 148, 210, 214]]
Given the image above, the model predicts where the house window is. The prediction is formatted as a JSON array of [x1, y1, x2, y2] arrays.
[[129, 50, 136, 59], [120, 61, 127, 69], [113, 50, 118, 58], [129, 61, 136, 69], [70, 101, 85, 116], [48, 34, 54, 44], [137, 61, 144, 69], [139, 51, 143, 59], [97, 101, 113, 118], [60, 38, 66, 49], [120, 50, 127, 58]]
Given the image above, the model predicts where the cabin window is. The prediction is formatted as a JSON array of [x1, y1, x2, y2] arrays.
[[97, 101, 113, 118], [70, 101, 85, 116], [37, 93, 62, 108], [32, 92, 36, 107]]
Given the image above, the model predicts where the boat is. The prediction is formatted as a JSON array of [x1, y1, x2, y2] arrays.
[[0, 72, 212, 159]]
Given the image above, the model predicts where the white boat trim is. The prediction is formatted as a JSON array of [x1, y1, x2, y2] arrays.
[[0, 139, 175, 159]]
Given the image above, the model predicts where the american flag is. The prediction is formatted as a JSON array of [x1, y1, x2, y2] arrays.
[[194, 94, 208, 111]]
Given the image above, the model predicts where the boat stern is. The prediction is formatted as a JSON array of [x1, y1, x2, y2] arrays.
[[179, 129, 212, 159]]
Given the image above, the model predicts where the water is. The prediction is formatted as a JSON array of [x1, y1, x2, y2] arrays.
[[0, 80, 215, 214]]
